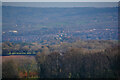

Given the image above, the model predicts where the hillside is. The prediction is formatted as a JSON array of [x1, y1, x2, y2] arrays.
[[2, 6, 118, 43]]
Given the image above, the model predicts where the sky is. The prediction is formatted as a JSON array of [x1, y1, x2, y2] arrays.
[[2, 2, 118, 7], [1, 0, 120, 2]]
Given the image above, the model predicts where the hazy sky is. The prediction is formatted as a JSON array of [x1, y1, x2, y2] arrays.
[[3, 2, 118, 7], [1, 0, 120, 2]]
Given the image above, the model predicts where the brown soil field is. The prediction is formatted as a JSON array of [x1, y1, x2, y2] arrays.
[[2, 55, 36, 62]]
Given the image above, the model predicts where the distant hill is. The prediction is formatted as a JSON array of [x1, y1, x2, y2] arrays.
[[2, 6, 118, 42], [3, 6, 118, 30]]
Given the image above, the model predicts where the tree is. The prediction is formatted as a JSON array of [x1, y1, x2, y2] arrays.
[[2, 60, 19, 78]]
